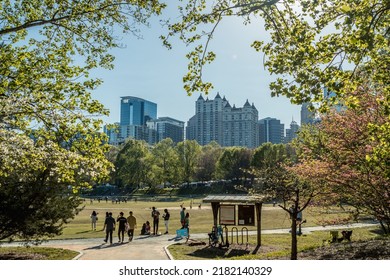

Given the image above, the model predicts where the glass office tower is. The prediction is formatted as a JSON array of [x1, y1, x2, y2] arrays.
[[120, 96, 157, 126], [119, 96, 157, 144]]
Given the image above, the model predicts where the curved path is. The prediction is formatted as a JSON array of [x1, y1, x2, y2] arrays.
[[32, 222, 377, 260]]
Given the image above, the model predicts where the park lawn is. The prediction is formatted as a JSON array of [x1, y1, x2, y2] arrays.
[[58, 198, 211, 239], [167, 226, 383, 260], [57, 199, 357, 239]]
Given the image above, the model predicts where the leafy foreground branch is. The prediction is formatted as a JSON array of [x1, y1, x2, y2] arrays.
[[0, 0, 165, 242]]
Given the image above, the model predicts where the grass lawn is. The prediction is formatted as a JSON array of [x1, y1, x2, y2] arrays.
[[167, 226, 386, 260], [2, 196, 385, 260], [57, 198, 356, 239]]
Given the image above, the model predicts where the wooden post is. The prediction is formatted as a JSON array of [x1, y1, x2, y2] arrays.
[[255, 202, 262, 246], [211, 202, 220, 227]]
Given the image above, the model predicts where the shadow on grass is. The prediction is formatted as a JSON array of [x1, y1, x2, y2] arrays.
[[180, 244, 257, 259], [76, 230, 92, 234], [186, 246, 228, 259], [369, 228, 387, 235]]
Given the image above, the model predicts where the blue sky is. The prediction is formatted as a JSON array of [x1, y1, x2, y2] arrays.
[[92, 7, 302, 130]]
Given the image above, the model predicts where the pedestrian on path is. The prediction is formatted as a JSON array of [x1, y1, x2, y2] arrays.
[[183, 212, 190, 237], [163, 209, 170, 234], [90, 210, 98, 231], [117, 212, 128, 243], [104, 212, 116, 244], [180, 206, 186, 229], [151, 206, 160, 235], [127, 211, 137, 242]]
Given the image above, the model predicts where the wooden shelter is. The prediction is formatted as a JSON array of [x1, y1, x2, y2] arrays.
[[202, 195, 265, 246]]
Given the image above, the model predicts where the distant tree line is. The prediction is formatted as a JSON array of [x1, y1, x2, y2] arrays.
[[109, 138, 291, 189]]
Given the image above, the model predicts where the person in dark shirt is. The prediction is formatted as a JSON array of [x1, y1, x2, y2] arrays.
[[103, 212, 116, 244], [163, 209, 170, 234], [151, 206, 160, 235], [116, 212, 128, 243]]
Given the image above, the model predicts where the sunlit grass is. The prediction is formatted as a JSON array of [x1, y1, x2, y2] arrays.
[[167, 226, 383, 260], [57, 199, 365, 240]]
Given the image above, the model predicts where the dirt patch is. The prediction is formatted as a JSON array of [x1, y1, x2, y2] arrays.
[[297, 239, 390, 260], [0, 252, 45, 260], [182, 239, 390, 260]]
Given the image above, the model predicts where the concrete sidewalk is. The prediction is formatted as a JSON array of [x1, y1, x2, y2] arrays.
[[36, 222, 377, 260]]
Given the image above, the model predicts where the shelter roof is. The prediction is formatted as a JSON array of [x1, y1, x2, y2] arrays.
[[203, 195, 265, 204]]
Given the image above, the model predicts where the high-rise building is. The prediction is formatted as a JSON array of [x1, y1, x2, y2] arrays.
[[103, 123, 120, 145], [187, 93, 227, 145], [324, 87, 344, 112], [284, 119, 300, 143], [120, 96, 157, 126], [300, 102, 316, 125], [187, 94, 259, 148], [147, 117, 184, 144], [223, 100, 259, 148], [258, 117, 284, 144], [119, 96, 157, 144]]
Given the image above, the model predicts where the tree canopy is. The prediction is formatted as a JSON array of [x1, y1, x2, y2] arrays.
[[163, 0, 389, 109], [292, 87, 390, 233], [0, 0, 165, 241]]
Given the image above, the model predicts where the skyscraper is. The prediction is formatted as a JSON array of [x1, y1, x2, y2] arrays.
[[189, 93, 227, 145], [119, 96, 157, 144], [324, 87, 344, 112], [300, 102, 316, 125], [103, 123, 120, 145], [120, 96, 157, 126], [223, 100, 259, 148], [285, 119, 300, 143], [147, 117, 184, 144], [258, 117, 284, 144], [187, 94, 259, 148]]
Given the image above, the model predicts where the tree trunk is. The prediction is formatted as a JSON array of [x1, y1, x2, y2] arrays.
[[291, 214, 298, 260], [379, 220, 389, 234], [290, 189, 300, 260]]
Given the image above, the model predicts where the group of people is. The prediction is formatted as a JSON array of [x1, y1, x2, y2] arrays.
[[142, 207, 171, 235], [90, 211, 137, 244], [90, 205, 190, 244]]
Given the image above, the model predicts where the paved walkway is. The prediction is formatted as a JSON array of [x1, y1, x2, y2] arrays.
[[26, 222, 377, 260]]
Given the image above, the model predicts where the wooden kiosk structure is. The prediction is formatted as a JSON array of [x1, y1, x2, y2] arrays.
[[203, 195, 264, 247]]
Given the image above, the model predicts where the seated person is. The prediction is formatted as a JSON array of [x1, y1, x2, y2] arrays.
[[141, 221, 151, 235]]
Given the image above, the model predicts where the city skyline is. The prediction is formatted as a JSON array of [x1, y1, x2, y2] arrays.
[[106, 93, 303, 147], [91, 11, 301, 130], [109, 93, 299, 134]]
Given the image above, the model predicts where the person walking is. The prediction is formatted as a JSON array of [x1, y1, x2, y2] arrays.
[[183, 212, 190, 237], [103, 212, 116, 244], [116, 212, 128, 243], [180, 206, 186, 229], [151, 206, 160, 235], [126, 211, 137, 242], [162, 209, 170, 234], [90, 210, 98, 231], [102, 212, 109, 231]]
